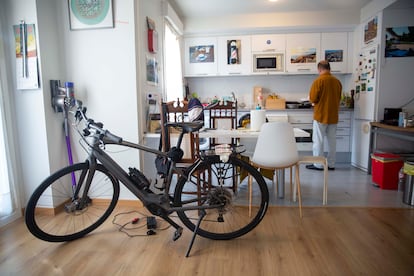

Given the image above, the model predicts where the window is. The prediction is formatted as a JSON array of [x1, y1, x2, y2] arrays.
[[164, 22, 183, 102]]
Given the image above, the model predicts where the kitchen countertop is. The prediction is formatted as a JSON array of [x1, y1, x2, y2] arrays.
[[237, 107, 354, 112]]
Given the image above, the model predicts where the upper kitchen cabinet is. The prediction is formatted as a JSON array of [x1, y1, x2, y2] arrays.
[[217, 36, 252, 76], [286, 33, 321, 74], [321, 32, 349, 74], [184, 37, 218, 76], [251, 34, 286, 52]]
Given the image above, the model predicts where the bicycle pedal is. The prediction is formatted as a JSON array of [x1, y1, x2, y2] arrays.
[[173, 227, 183, 241]]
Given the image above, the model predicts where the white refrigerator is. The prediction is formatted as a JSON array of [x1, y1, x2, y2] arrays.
[[351, 45, 379, 171]]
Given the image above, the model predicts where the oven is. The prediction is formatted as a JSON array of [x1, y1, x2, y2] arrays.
[[266, 113, 313, 151], [287, 113, 313, 151], [293, 123, 313, 151]]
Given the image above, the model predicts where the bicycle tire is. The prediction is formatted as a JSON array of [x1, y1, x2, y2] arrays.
[[174, 155, 269, 240], [25, 162, 120, 242]]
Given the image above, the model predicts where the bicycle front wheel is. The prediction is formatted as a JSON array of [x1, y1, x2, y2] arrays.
[[174, 155, 269, 240], [25, 162, 120, 242]]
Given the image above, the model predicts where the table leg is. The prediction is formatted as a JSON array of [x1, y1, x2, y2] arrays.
[[277, 169, 285, 198]]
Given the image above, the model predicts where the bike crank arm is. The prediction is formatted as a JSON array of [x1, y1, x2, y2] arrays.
[[159, 214, 183, 241]]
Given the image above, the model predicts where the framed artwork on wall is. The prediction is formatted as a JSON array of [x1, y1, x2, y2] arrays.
[[385, 26, 414, 57], [68, 0, 114, 30], [364, 16, 378, 45], [146, 56, 159, 86]]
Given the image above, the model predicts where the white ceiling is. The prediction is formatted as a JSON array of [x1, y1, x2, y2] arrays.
[[171, 0, 372, 19]]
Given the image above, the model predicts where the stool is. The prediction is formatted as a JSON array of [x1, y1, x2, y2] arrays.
[[295, 156, 328, 205]]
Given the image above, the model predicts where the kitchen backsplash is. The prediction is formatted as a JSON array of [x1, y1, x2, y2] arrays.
[[186, 74, 352, 108]]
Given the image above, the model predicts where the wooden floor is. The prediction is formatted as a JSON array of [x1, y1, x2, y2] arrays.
[[1, 206, 414, 275]]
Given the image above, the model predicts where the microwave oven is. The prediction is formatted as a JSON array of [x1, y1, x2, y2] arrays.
[[253, 53, 284, 72]]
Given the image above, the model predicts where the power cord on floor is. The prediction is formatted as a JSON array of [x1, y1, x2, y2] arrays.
[[112, 210, 171, 238]]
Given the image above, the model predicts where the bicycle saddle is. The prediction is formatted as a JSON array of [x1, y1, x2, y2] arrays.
[[166, 121, 204, 133]]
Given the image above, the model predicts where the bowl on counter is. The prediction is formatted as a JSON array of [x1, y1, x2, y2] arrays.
[[286, 101, 300, 109], [286, 101, 312, 109]]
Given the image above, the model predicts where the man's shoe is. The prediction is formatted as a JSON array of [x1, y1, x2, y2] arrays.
[[306, 164, 323, 171], [328, 167, 335, 171]]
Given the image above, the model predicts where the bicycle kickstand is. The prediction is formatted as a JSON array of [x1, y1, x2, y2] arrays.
[[185, 209, 206, 257]]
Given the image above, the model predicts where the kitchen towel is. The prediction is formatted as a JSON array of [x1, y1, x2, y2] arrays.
[[250, 109, 266, 131]]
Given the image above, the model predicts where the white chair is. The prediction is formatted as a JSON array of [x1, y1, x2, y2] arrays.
[[295, 156, 328, 205], [249, 122, 303, 218]]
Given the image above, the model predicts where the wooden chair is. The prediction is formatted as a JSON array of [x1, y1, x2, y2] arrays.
[[205, 100, 238, 192], [160, 99, 199, 164], [207, 100, 238, 147]]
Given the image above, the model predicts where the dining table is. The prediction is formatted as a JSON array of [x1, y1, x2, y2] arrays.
[[198, 127, 310, 199]]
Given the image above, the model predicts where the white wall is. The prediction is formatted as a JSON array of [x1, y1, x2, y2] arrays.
[[55, 0, 140, 199], [1, 0, 150, 202], [137, 0, 165, 135], [377, 6, 414, 117], [2, 0, 51, 202]]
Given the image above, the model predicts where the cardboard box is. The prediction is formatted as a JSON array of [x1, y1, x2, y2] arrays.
[[371, 153, 403, 190], [265, 98, 286, 110]]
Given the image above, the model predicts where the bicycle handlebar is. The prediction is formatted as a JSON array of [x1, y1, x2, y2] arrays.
[[75, 101, 123, 144]]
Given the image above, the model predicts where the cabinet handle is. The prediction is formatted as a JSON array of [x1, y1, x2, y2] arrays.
[[331, 70, 342, 73], [297, 68, 311, 71], [228, 72, 242, 75], [263, 48, 276, 52]]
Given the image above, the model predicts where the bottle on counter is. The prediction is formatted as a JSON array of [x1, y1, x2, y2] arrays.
[[350, 89, 355, 108]]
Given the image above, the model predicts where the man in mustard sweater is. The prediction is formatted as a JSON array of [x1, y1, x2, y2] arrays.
[[307, 60, 342, 171]]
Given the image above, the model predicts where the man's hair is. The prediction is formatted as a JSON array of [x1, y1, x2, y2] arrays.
[[318, 60, 331, 71]]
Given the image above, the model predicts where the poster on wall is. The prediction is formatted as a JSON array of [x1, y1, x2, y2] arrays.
[[324, 50, 343, 62], [189, 45, 215, 63], [68, 0, 114, 30], [290, 48, 317, 63], [13, 22, 39, 90], [364, 16, 378, 44], [146, 56, 158, 86], [385, 26, 414, 57]]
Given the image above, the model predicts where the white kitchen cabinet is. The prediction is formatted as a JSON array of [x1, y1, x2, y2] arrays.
[[184, 37, 218, 76], [286, 33, 321, 74], [251, 34, 286, 52], [217, 36, 252, 76], [321, 32, 349, 73]]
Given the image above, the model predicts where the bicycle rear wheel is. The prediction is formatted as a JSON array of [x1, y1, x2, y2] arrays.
[[174, 155, 269, 240], [25, 162, 120, 242]]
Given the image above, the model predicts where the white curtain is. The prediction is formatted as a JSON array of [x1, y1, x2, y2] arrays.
[[0, 20, 21, 227], [164, 21, 184, 102]]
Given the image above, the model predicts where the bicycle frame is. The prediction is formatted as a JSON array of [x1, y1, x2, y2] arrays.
[[81, 125, 213, 217]]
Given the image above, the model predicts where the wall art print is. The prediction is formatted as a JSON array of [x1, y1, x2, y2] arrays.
[[385, 26, 414, 58], [68, 0, 114, 30]]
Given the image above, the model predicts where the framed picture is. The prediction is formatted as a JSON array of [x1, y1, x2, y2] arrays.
[[290, 48, 317, 63], [364, 16, 378, 44], [189, 45, 215, 63], [68, 0, 114, 30], [385, 26, 414, 58], [325, 50, 343, 62], [146, 56, 158, 86]]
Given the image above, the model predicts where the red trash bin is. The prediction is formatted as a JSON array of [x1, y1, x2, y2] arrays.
[[371, 153, 403, 190]]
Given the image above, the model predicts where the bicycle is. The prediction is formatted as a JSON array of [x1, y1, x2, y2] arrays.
[[25, 101, 269, 256]]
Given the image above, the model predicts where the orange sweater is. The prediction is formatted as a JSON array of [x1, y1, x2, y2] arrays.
[[309, 72, 342, 124]]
